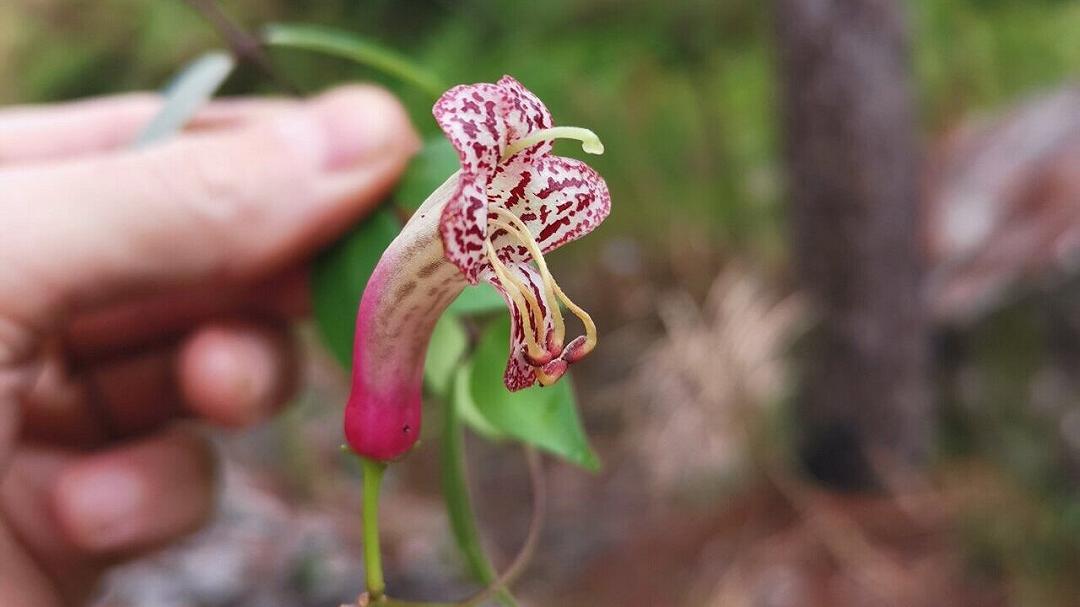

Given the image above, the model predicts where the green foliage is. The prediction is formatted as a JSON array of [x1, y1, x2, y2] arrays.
[[943, 296, 1080, 605], [440, 383, 517, 607], [446, 286, 505, 317], [453, 363, 506, 441], [423, 314, 468, 396], [395, 138, 459, 211], [468, 317, 600, 471], [9, 0, 1078, 262], [914, 0, 1080, 127], [263, 23, 445, 99]]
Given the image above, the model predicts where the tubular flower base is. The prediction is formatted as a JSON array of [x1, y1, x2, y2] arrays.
[[344, 76, 611, 461]]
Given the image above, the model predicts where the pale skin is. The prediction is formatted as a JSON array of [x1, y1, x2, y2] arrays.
[[0, 85, 420, 606]]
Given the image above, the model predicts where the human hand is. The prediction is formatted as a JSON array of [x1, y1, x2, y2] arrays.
[[0, 85, 419, 606]]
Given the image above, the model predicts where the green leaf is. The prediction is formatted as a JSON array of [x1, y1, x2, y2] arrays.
[[447, 285, 506, 317], [423, 315, 468, 396], [454, 363, 506, 440], [263, 23, 445, 99], [441, 374, 518, 607], [134, 51, 235, 147], [311, 208, 400, 368], [395, 138, 460, 211], [469, 318, 601, 471]]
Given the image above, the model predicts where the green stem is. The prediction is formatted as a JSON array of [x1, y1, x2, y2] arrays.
[[458, 447, 545, 607], [262, 23, 446, 100], [361, 457, 389, 601], [441, 378, 518, 607], [351, 435, 543, 607]]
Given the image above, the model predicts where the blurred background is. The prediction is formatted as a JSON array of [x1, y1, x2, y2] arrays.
[[6, 0, 1080, 605]]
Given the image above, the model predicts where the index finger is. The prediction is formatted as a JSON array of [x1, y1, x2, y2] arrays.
[[0, 94, 296, 166], [64, 268, 309, 360], [0, 85, 416, 335]]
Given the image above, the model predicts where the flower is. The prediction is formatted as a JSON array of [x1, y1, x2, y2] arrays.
[[345, 76, 611, 461]]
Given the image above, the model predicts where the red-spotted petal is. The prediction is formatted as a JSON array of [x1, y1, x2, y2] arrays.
[[498, 75, 553, 160], [481, 263, 559, 391], [439, 177, 489, 283], [433, 82, 506, 175], [487, 155, 611, 263], [435, 82, 508, 281]]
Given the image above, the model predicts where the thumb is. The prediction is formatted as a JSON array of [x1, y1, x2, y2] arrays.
[[0, 85, 419, 331]]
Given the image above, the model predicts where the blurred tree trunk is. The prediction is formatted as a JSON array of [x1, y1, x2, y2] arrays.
[[774, 0, 931, 487]]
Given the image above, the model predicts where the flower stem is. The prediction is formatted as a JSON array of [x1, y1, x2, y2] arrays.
[[361, 457, 389, 601], [440, 388, 518, 606], [262, 24, 446, 99], [457, 446, 545, 607], [351, 443, 544, 607]]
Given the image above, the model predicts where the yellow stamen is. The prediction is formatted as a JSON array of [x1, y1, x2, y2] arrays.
[[484, 240, 547, 361], [485, 207, 598, 361], [501, 126, 605, 161], [488, 212, 566, 346], [553, 283, 597, 357]]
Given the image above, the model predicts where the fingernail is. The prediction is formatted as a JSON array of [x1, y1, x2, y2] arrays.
[[57, 466, 144, 551], [310, 86, 420, 171]]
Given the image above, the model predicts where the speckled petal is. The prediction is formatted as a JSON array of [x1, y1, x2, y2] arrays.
[[481, 263, 559, 391], [434, 82, 506, 173], [434, 83, 507, 281], [498, 75, 553, 160], [487, 155, 612, 264], [439, 176, 490, 283]]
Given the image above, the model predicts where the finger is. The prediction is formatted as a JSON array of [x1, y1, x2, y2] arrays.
[[1, 447, 100, 603], [17, 342, 105, 448], [176, 320, 298, 428], [89, 320, 298, 431], [0, 93, 296, 165], [65, 268, 308, 360], [0, 84, 418, 331], [185, 97, 297, 132], [0, 520, 65, 607], [0, 93, 158, 165], [23, 320, 298, 443], [20, 345, 178, 445], [52, 428, 217, 554], [86, 348, 182, 438], [0, 378, 20, 467]]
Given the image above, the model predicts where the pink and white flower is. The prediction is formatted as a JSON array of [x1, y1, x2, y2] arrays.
[[344, 76, 610, 461]]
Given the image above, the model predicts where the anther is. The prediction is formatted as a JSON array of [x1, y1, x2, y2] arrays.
[[536, 359, 568, 386]]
